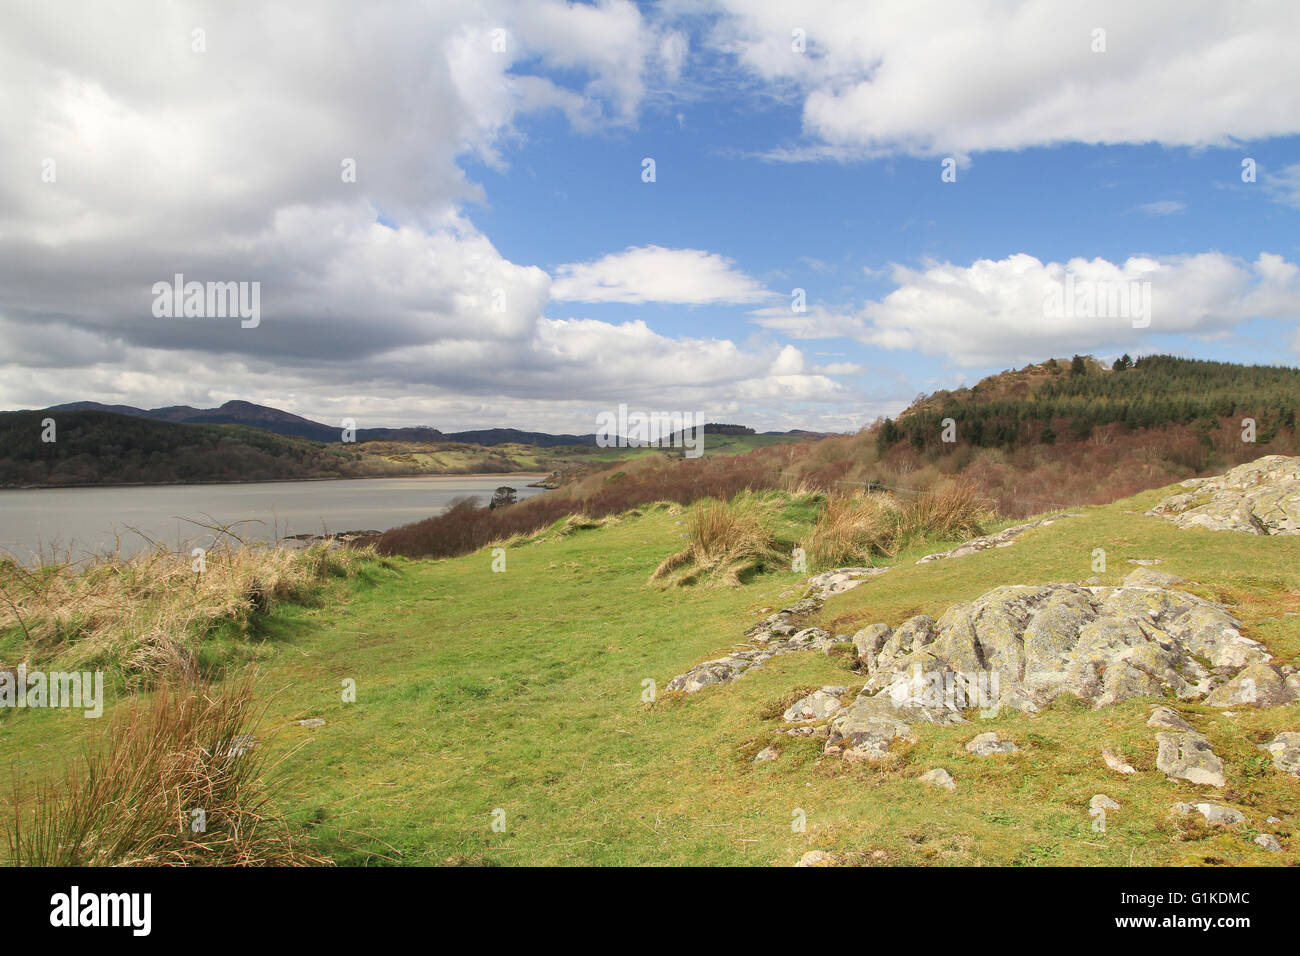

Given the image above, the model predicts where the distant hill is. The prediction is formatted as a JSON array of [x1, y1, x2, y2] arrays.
[[880, 354, 1300, 453], [41, 400, 599, 447], [0, 409, 591, 488]]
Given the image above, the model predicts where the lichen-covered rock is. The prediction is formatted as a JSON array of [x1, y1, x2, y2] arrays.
[[806, 567, 890, 595], [1155, 732, 1226, 787], [783, 687, 848, 722], [1122, 567, 1185, 588], [1146, 456, 1300, 535], [1148, 706, 1197, 732], [753, 746, 779, 763], [1260, 731, 1300, 775], [966, 731, 1018, 756], [850, 583, 1264, 715], [824, 695, 921, 762], [1255, 833, 1282, 852], [1206, 662, 1299, 708], [1090, 794, 1120, 811]]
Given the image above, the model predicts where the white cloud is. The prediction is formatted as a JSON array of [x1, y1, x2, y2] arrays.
[[1264, 162, 1300, 209], [754, 252, 1300, 367], [550, 245, 771, 304], [709, 0, 1300, 158]]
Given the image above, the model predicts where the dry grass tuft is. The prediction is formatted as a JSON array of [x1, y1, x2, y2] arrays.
[[802, 480, 991, 570], [650, 496, 781, 588], [4, 673, 328, 866], [0, 543, 379, 682]]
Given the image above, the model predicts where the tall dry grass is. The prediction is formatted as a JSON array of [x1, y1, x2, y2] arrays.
[[0, 542, 378, 682], [650, 496, 782, 587], [801, 480, 991, 570], [4, 673, 327, 866]]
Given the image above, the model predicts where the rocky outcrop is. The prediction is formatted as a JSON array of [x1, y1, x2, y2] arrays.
[[1146, 455, 1300, 534], [915, 513, 1078, 563], [821, 573, 1277, 762], [666, 575, 871, 693]]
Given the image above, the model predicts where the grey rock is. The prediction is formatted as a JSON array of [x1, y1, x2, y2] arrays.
[[1206, 663, 1298, 708], [1090, 794, 1121, 811], [1156, 732, 1226, 787], [916, 514, 1080, 563], [1148, 707, 1197, 732], [1103, 750, 1137, 774], [753, 746, 779, 763], [1193, 803, 1245, 826], [1122, 567, 1186, 588], [966, 731, 1018, 756], [1146, 456, 1300, 535], [1255, 833, 1282, 852], [919, 768, 957, 790], [297, 718, 327, 728], [783, 687, 848, 723]]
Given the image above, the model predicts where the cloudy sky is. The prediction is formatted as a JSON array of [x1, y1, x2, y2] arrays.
[[3, 1, 1299, 434]]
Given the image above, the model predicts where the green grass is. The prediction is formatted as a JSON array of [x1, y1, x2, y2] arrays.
[[3, 483, 1298, 866]]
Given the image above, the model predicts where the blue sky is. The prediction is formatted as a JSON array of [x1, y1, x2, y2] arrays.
[[3, 1, 1299, 433]]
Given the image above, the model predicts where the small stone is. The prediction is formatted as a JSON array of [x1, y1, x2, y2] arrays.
[[1147, 707, 1196, 732], [1194, 803, 1245, 826], [1171, 802, 1196, 815], [919, 768, 956, 790], [1255, 834, 1282, 852], [297, 718, 327, 728], [1103, 750, 1137, 774], [1090, 794, 1121, 811], [966, 731, 1018, 756], [753, 746, 779, 763], [795, 850, 838, 867], [1266, 816, 1282, 824]]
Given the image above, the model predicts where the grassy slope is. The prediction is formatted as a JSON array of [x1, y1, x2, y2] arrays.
[[4, 484, 1299, 866]]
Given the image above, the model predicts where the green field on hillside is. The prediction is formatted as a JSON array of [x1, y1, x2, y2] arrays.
[[3, 482, 1298, 866]]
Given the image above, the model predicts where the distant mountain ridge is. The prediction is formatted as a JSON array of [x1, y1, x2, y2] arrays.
[[42, 401, 600, 447], [35, 401, 824, 447]]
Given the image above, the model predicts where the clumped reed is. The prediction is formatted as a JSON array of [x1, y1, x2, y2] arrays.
[[650, 496, 782, 587], [4, 673, 327, 866], [801, 480, 991, 570], [0, 541, 378, 682]]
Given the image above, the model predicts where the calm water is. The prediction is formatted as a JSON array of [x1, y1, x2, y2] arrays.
[[0, 475, 549, 561]]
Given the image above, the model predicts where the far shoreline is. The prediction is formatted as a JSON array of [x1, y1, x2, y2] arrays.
[[0, 471, 555, 492]]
